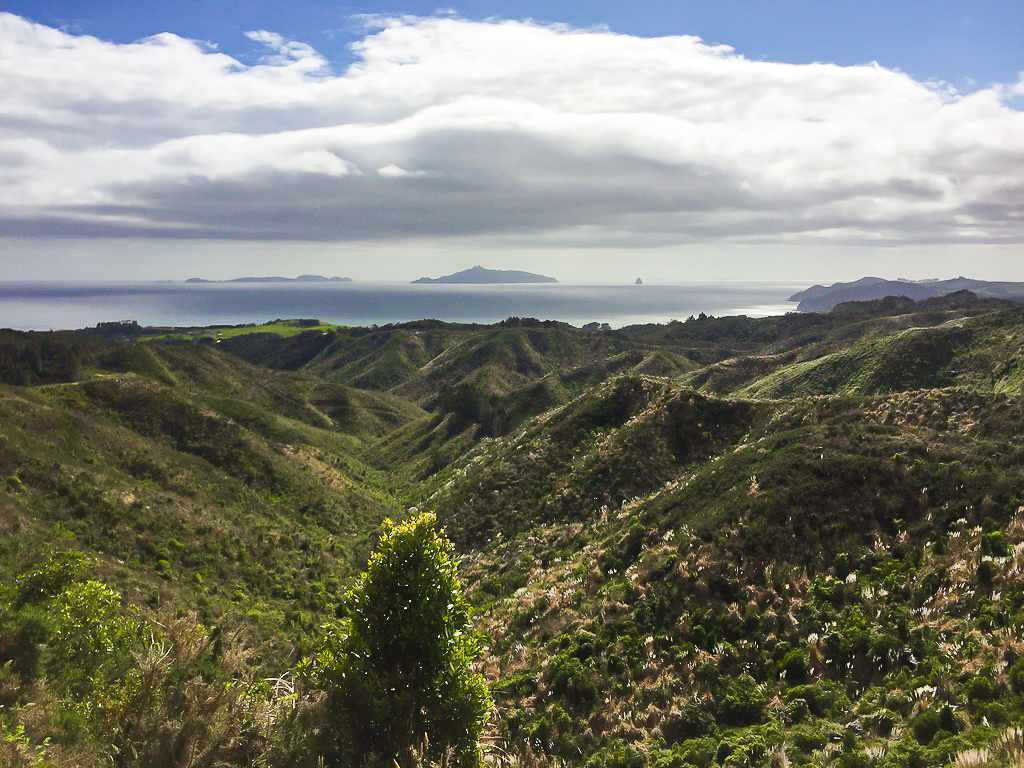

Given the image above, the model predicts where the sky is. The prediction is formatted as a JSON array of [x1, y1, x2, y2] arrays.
[[1, 1, 1023, 283]]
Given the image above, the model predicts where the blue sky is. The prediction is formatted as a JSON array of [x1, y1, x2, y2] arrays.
[[8, 0, 1022, 88], [0, 2, 1022, 282]]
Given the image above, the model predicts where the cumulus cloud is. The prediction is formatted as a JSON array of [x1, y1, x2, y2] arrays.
[[0, 11, 1023, 249]]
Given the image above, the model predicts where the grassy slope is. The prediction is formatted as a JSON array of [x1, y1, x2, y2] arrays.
[[0, 342, 404, 661], [5, 296, 1024, 767], [447, 386, 1024, 767], [672, 305, 1024, 400]]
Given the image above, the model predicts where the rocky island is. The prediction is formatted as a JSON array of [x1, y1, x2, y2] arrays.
[[412, 265, 557, 284]]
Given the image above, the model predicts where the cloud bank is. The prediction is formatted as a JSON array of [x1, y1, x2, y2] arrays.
[[1, 11, 1023, 250]]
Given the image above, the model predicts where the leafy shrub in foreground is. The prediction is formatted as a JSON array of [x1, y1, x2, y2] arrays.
[[305, 513, 492, 768]]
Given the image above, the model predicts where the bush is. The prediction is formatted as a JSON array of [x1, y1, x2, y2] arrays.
[[661, 702, 716, 743], [978, 560, 995, 590], [783, 698, 810, 725], [0, 605, 51, 681], [105, 614, 278, 768], [780, 649, 808, 682], [586, 741, 649, 768], [717, 674, 767, 726], [938, 704, 961, 735], [14, 551, 85, 608], [978, 701, 1009, 726], [306, 513, 492, 767], [966, 676, 995, 702], [1010, 658, 1024, 695], [545, 654, 598, 708], [911, 709, 940, 745], [49, 580, 140, 697], [785, 681, 851, 719], [861, 707, 896, 737]]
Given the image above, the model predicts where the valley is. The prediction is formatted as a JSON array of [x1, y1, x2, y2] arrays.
[[3, 294, 1024, 767]]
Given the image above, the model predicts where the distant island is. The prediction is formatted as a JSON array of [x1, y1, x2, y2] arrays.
[[185, 275, 352, 284], [792, 276, 1024, 312], [412, 266, 557, 284]]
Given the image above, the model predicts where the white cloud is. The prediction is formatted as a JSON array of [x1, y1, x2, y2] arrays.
[[243, 29, 329, 73], [0, 11, 1023, 253]]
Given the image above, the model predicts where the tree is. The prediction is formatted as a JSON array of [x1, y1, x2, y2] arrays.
[[307, 513, 492, 767]]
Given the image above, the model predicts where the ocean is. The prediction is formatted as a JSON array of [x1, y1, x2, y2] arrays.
[[0, 281, 808, 331]]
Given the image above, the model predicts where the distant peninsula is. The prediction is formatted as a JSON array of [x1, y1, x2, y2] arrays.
[[412, 266, 557, 284], [185, 275, 352, 284], [791, 276, 1024, 312]]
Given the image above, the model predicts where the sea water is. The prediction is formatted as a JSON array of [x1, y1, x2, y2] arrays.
[[0, 281, 808, 331]]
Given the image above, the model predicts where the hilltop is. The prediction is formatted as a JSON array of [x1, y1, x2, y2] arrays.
[[412, 265, 558, 284], [4, 293, 1024, 766], [792, 276, 1024, 312]]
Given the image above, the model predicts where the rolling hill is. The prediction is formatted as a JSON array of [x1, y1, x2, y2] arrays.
[[4, 293, 1024, 767]]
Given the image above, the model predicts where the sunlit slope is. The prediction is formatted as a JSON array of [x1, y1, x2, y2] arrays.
[[0, 343, 403, 650], [735, 324, 966, 398], [447, 386, 1024, 765], [390, 327, 693, 400], [296, 323, 692, 399], [734, 308, 1024, 399], [309, 326, 467, 391], [663, 300, 1024, 399], [120, 341, 427, 441], [330, 326, 695, 484], [422, 376, 756, 546], [426, 371, 1020, 554]]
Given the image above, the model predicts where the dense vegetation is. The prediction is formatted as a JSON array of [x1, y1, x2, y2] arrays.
[[4, 292, 1024, 766]]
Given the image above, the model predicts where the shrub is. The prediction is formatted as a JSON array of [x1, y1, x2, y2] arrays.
[[105, 614, 278, 768], [784, 698, 810, 725], [306, 513, 492, 768], [718, 674, 767, 726], [781, 649, 808, 682], [911, 709, 940, 745], [545, 654, 598, 708], [785, 680, 851, 719], [585, 741, 649, 768], [966, 676, 995, 702], [978, 560, 995, 590], [979, 701, 1009, 726], [938, 704, 961, 735], [0, 719, 51, 767], [661, 702, 716, 743], [49, 580, 140, 697], [861, 707, 896, 737], [1009, 658, 1024, 695], [14, 551, 85, 608], [0, 605, 51, 681]]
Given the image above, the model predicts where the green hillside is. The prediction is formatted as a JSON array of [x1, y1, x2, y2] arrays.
[[4, 296, 1024, 767]]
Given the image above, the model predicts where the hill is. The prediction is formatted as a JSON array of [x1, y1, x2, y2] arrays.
[[5, 296, 1024, 766], [792, 276, 1024, 312], [412, 265, 558, 283]]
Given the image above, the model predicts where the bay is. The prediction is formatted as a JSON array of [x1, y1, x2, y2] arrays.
[[0, 281, 807, 331]]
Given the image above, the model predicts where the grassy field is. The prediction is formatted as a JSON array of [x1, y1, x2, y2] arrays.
[[141, 319, 343, 342]]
